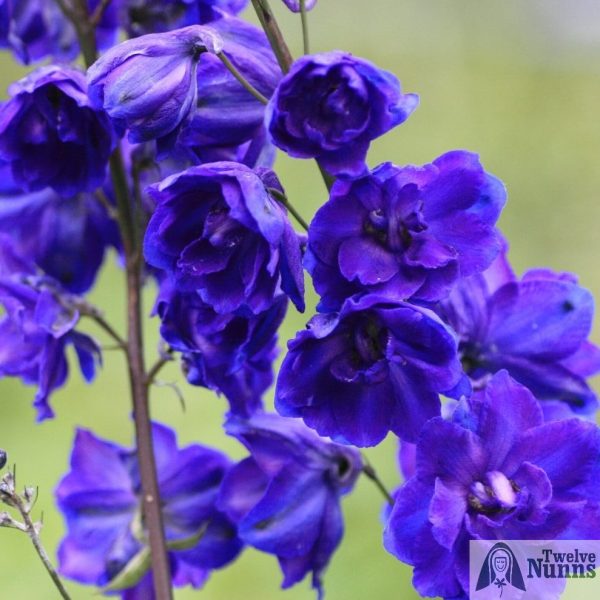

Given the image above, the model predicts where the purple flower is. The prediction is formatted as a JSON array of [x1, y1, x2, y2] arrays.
[[281, 0, 317, 12], [144, 162, 304, 314], [275, 294, 462, 446], [181, 18, 281, 153], [87, 25, 223, 156], [56, 423, 242, 598], [0, 65, 116, 196], [266, 51, 418, 177], [439, 249, 600, 419], [0, 238, 101, 421], [0, 163, 120, 293], [383, 370, 600, 599], [306, 151, 506, 311], [0, 0, 118, 64], [121, 0, 248, 37], [218, 412, 362, 597], [156, 279, 287, 416]]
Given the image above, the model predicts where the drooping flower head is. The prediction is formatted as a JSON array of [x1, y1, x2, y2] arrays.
[[144, 162, 304, 315], [156, 278, 287, 416], [384, 371, 600, 599], [87, 25, 223, 156], [306, 151, 506, 311], [218, 412, 362, 597], [276, 294, 462, 446], [266, 51, 418, 177], [0, 162, 120, 293], [0, 65, 116, 196], [181, 18, 281, 153], [0, 237, 101, 421], [56, 423, 243, 598], [439, 248, 600, 420]]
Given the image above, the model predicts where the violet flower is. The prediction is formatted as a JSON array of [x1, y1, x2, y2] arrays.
[[275, 294, 462, 446], [218, 412, 362, 598], [439, 248, 600, 419], [87, 25, 223, 155], [144, 162, 304, 315], [181, 18, 281, 153], [306, 151, 506, 311], [156, 279, 287, 416], [121, 0, 248, 37], [0, 0, 118, 64], [266, 51, 418, 177], [0, 162, 120, 294], [0, 237, 101, 421], [0, 65, 116, 196], [384, 370, 600, 599], [56, 423, 242, 598]]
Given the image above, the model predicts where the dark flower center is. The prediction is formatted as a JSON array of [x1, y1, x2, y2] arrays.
[[468, 471, 519, 516], [353, 316, 386, 366], [364, 204, 427, 252]]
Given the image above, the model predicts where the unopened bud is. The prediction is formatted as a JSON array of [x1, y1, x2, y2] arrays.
[[0, 449, 6, 470]]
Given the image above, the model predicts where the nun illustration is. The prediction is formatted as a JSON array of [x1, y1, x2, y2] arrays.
[[476, 542, 526, 596]]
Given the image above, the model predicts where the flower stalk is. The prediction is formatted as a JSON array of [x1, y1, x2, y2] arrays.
[[53, 2, 174, 597]]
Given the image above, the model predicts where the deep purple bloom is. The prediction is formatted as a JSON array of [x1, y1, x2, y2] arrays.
[[439, 249, 600, 419], [384, 370, 600, 599], [0, 0, 118, 64], [56, 423, 242, 598], [0, 65, 115, 196], [306, 151, 506, 311], [0, 238, 101, 421], [121, 0, 248, 37], [181, 18, 281, 153], [87, 25, 223, 156], [275, 294, 462, 446], [156, 279, 287, 416], [266, 51, 418, 177], [218, 412, 362, 597], [144, 162, 304, 314], [0, 163, 119, 293], [281, 0, 317, 12]]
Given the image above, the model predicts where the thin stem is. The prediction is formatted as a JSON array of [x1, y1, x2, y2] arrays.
[[94, 189, 119, 221], [250, 0, 293, 73], [146, 349, 174, 387], [89, 0, 112, 27], [268, 188, 309, 231], [87, 312, 128, 352], [361, 455, 394, 506], [218, 52, 269, 105], [299, 0, 309, 54], [317, 162, 335, 192], [250, 0, 335, 195], [11, 491, 72, 599], [56, 4, 174, 596]]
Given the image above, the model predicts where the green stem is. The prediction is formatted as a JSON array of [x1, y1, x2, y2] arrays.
[[218, 52, 269, 105], [54, 3, 174, 598], [250, 0, 335, 194], [299, 0, 309, 54], [268, 188, 309, 231], [361, 455, 394, 506], [250, 0, 293, 73]]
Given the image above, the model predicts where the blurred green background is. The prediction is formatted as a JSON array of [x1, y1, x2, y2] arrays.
[[1, 0, 600, 598]]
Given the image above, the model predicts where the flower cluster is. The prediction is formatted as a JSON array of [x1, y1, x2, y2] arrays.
[[0, 1, 597, 599]]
